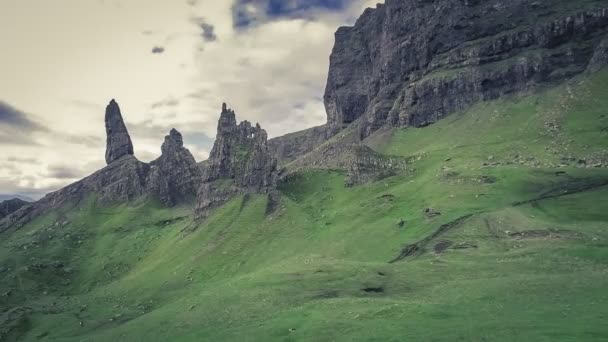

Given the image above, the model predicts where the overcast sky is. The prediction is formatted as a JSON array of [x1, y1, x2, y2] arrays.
[[0, 0, 381, 200]]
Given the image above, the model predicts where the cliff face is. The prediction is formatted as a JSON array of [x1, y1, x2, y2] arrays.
[[196, 104, 278, 217], [323, 0, 608, 138]]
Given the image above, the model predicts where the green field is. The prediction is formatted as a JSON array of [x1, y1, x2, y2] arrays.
[[1, 70, 608, 341]]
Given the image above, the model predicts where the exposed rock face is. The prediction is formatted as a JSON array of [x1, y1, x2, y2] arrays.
[[0, 199, 29, 220], [286, 142, 408, 187], [147, 129, 202, 206], [588, 35, 608, 72], [196, 104, 278, 217], [268, 125, 328, 164], [323, 0, 608, 138], [105, 99, 134, 164], [205, 104, 277, 190]]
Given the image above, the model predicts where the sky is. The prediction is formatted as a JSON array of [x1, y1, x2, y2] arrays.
[[0, 0, 382, 200]]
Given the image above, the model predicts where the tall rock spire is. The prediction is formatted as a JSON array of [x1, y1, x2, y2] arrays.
[[105, 99, 134, 164]]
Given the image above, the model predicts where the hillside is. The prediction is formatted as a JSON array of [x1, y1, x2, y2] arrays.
[[2, 0, 608, 341], [1, 67, 607, 341]]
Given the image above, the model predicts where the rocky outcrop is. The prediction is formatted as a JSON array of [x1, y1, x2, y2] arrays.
[[0, 199, 29, 220], [268, 125, 328, 164], [286, 142, 408, 186], [588, 34, 608, 72], [105, 99, 134, 164], [147, 129, 202, 206], [195, 104, 278, 217], [204, 104, 277, 189]]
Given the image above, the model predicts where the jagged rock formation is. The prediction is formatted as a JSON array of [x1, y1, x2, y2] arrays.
[[195, 104, 278, 217], [204, 104, 277, 189], [147, 129, 202, 206], [0, 100, 206, 231], [105, 99, 134, 164], [324, 0, 608, 138], [0, 199, 29, 220]]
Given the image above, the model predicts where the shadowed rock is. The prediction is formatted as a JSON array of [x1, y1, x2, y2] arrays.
[[204, 103, 277, 189], [324, 1, 608, 138], [196, 103, 278, 218], [148, 129, 202, 206], [0, 198, 29, 220], [105, 99, 134, 164]]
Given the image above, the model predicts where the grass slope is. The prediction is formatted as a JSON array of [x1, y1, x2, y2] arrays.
[[1, 71, 608, 341]]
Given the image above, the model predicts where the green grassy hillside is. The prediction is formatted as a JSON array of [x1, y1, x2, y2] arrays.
[[1, 70, 608, 341]]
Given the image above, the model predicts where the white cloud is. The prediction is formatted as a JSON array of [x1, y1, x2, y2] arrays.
[[0, 0, 383, 199]]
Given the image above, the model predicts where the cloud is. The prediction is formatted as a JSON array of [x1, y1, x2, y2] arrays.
[[0, 0, 383, 200], [232, 0, 348, 28], [0, 101, 48, 145], [7, 156, 38, 164], [63, 134, 103, 148], [46, 165, 83, 180], [191, 17, 218, 42], [0, 101, 46, 131], [150, 97, 180, 109]]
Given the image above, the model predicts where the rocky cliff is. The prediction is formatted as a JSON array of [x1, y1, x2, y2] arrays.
[[324, 0, 608, 138], [196, 104, 278, 217], [270, 0, 608, 160]]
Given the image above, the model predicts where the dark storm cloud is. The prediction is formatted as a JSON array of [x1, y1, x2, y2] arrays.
[[232, 0, 347, 28], [0, 101, 48, 145], [0, 101, 46, 131], [191, 17, 218, 42]]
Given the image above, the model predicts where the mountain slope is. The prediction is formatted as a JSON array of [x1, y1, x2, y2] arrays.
[[1, 68, 607, 341]]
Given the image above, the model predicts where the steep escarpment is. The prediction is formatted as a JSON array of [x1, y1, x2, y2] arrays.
[[324, 0, 608, 138], [269, 0, 608, 161], [196, 104, 278, 217]]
